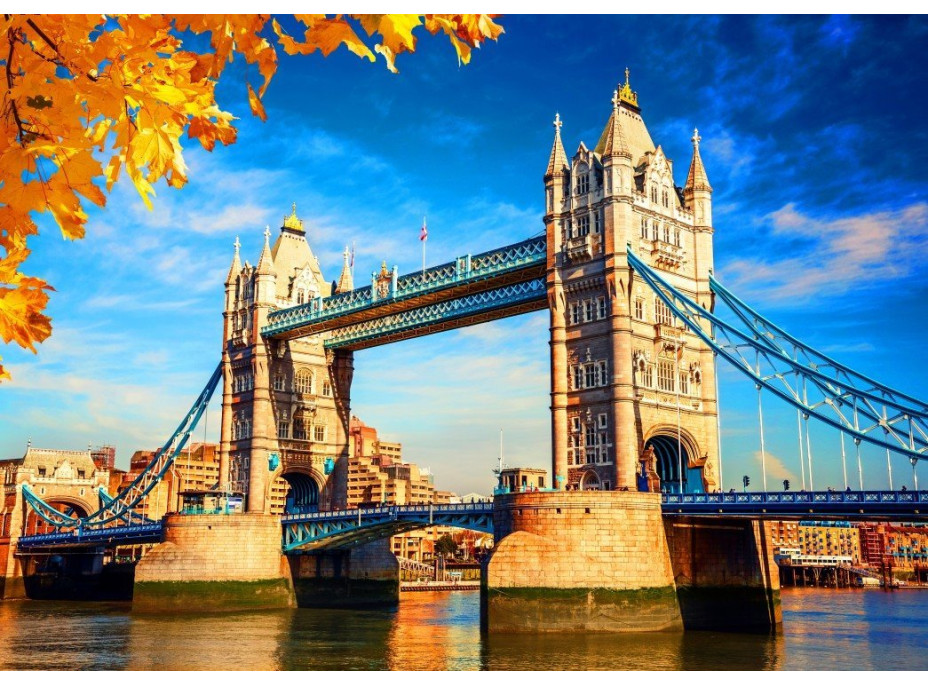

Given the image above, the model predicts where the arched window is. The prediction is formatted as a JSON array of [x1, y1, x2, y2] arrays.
[[662, 188, 669, 208], [322, 381, 332, 397], [294, 368, 313, 394], [650, 185, 658, 203], [297, 289, 306, 305], [640, 217, 648, 239]]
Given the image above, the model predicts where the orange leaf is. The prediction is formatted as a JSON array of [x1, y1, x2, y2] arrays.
[[247, 82, 267, 122]]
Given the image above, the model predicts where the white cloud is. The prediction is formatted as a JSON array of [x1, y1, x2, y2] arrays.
[[718, 202, 928, 304]]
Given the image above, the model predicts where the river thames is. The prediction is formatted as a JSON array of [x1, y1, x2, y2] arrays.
[[0, 588, 925, 670]]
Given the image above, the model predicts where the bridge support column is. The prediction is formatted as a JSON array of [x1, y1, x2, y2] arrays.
[[288, 539, 399, 608], [134, 514, 294, 612], [482, 491, 683, 632], [663, 516, 781, 632]]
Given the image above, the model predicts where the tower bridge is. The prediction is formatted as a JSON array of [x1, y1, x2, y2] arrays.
[[6, 70, 928, 633]]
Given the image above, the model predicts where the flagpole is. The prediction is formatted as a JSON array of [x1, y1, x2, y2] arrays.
[[421, 215, 427, 278]]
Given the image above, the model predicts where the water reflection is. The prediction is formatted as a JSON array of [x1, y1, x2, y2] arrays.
[[0, 589, 926, 670]]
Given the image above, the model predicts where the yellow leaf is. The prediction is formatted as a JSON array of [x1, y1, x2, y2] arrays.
[[247, 82, 267, 122], [0, 282, 53, 352]]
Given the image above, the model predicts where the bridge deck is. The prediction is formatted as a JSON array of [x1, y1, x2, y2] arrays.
[[262, 236, 546, 342], [662, 490, 928, 519]]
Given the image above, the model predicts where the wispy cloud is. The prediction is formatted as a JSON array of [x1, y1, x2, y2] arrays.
[[753, 450, 797, 484], [718, 202, 928, 304]]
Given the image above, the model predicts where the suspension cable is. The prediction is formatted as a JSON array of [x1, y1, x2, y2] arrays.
[[758, 383, 767, 492], [855, 437, 864, 490], [804, 412, 815, 492], [840, 432, 849, 491], [797, 408, 806, 491]]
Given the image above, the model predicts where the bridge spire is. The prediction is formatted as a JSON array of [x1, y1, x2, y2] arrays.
[[685, 128, 712, 193], [600, 89, 631, 159], [225, 235, 241, 285], [335, 245, 354, 293], [256, 225, 275, 276], [545, 112, 568, 178]]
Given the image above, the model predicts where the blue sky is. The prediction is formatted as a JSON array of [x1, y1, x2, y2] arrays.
[[2, 15, 928, 495]]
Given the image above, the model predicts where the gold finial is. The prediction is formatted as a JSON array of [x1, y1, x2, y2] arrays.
[[553, 112, 562, 132], [282, 202, 304, 232], [617, 67, 638, 108], [692, 127, 701, 149]]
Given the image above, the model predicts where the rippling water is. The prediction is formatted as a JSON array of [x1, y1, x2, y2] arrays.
[[1, 588, 926, 670]]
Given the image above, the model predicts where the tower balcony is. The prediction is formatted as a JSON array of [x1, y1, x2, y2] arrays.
[[565, 234, 597, 262], [651, 240, 685, 269]]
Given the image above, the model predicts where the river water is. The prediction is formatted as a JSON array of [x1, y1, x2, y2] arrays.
[[0, 588, 925, 670]]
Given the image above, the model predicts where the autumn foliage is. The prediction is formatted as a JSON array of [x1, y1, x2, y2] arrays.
[[0, 14, 504, 380]]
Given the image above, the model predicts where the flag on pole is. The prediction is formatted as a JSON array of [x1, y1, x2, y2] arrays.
[[420, 217, 428, 242]]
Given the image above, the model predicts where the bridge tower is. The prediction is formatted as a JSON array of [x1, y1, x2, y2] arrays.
[[544, 70, 720, 493], [219, 206, 353, 514]]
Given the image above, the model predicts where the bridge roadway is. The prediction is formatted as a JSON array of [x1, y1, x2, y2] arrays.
[[15, 491, 928, 552], [261, 236, 547, 349]]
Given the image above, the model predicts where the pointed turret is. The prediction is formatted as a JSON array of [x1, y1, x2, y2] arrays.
[[256, 225, 275, 276], [225, 236, 241, 285], [600, 89, 631, 159], [545, 113, 569, 178], [685, 128, 712, 193], [335, 245, 354, 293], [685, 128, 713, 229]]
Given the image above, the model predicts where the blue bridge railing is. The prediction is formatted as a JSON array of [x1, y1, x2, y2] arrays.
[[282, 502, 494, 552], [17, 522, 165, 549], [661, 490, 928, 518], [262, 236, 546, 338]]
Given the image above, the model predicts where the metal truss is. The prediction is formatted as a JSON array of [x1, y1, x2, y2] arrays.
[[262, 236, 546, 338], [322, 278, 547, 350], [22, 364, 222, 530], [282, 503, 494, 552], [662, 490, 928, 520], [627, 249, 928, 462]]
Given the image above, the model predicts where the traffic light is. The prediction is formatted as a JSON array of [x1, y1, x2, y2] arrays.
[[783, 479, 790, 491], [742, 475, 750, 490]]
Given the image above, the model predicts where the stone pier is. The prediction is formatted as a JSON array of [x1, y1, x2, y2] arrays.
[[483, 490, 683, 633], [133, 513, 294, 612], [664, 516, 781, 632], [289, 539, 399, 608]]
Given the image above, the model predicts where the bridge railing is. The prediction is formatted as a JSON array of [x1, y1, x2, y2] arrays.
[[263, 236, 546, 336], [17, 522, 164, 548], [662, 490, 928, 507], [281, 501, 494, 524]]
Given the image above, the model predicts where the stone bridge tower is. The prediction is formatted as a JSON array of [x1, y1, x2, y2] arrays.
[[545, 71, 720, 494], [219, 206, 354, 514]]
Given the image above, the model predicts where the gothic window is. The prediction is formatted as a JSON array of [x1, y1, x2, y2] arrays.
[[578, 215, 590, 236], [322, 381, 332, 397], [679, 371, 690, 395], [640, 217, 648, 239], [594, 211, 602, 234], [546, 188, 553, 210], [650, 185, 658, 203], [565, 218, 573, 238], [585, 424, 596, 449], [634, 298, 645, 320], [573, 366, 583, 390], [598, 413, 608, 429], [563, 176, 570, 198], [663, 224, 671, 243], [295, 368, 313, 394], [675, 228, 681, 246], [278, 420, 289, 439], [297, 290, 306, 305], [658, 361, 675, 392], [641, 363, 653, 388], [585, 300, 595, 322], [662, 188, 669, 208], [655, 298, 674, 326], [577, 173, 589, 195], [293, 419, 307, 440], [273, 374, 286, 392], [584, 364, 596, 388], [597, 361, 608, 385], [570, 303, 581, 325], [314, 425, 326, 442], [597, 296, 607, 320], [571, 416, 581, 434]]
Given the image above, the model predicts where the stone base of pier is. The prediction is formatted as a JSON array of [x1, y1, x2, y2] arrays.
[[133, 513, 294, 612], [482, 491, 684, 633], [289, 539, 399, 608], [664, 516, 782, 632]]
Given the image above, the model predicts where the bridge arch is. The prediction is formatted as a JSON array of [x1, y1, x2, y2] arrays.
[[21, 496, 93, 536], [269, 466, 324, 515], [578, 469, 602, 491], [643, 427, 705, 495]]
